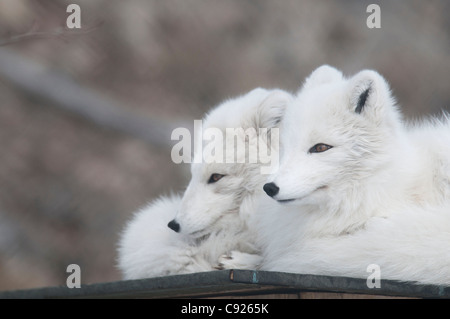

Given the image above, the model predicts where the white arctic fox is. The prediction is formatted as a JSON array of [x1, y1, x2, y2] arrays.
[[259, 65, 450, 285], [118, 88, 292, 279]]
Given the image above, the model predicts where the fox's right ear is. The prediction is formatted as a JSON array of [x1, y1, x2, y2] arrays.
[[302, 65, 344, 90]]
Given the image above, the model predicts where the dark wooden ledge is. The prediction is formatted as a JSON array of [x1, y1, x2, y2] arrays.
[[0, 270, 448, 299]]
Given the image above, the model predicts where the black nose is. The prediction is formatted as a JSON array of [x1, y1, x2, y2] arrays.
[[263, 182, 279, 197], [167, 219, 180, 232]]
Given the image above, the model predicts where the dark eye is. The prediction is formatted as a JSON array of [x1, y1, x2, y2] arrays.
[[309, 143, 333, 154], [208, 174, 225, 184]]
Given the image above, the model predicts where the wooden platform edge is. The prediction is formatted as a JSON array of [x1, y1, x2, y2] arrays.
[[0, 270, 448, 299]]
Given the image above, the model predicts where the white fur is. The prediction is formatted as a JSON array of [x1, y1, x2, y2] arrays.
[[258, 65, 450, 285], [117, 88, 292, 279]]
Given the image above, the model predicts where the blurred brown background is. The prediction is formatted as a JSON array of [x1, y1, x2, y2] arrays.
[[0, 0, 449, 291]]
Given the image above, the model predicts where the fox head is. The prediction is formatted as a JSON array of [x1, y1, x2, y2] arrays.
[[169, 88, 292, 238], [264, 65, 405, 213]]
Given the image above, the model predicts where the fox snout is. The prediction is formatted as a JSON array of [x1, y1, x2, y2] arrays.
[[167, 219, 180, 233], [263, 182, 279, 197]]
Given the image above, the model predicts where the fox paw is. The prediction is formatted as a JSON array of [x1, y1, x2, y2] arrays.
[[216, 251, 262, 270]]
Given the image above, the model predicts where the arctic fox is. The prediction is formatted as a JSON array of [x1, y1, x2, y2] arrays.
[[118, 88, 292, 279], [259, 65, 450, 285]]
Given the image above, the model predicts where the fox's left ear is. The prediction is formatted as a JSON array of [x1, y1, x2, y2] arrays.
[[255, 89, 292, 129], [349, 70, 392, 118], [302, 65, 344, 91]]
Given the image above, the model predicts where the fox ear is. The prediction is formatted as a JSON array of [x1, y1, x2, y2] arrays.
[[255, 89, 292, 129], [302, 65, 343, 90], [349, 70, 392, 117]]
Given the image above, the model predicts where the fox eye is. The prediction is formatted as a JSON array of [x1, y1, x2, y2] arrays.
[[309, 143, 333, 153], [208, 174, 225, 184]]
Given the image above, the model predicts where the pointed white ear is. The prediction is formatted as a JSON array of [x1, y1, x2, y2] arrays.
[[255, 89, 292, 129], [302, 65, 344, 90], [348, 70, 392, 118]]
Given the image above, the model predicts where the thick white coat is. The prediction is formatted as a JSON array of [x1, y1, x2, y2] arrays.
[[118, 88, 292, 279], [258, 66, 450, 285]]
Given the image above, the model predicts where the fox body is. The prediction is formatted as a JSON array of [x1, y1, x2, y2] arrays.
[[118, 88, 292, 279], [259, 66, 450, 285]]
